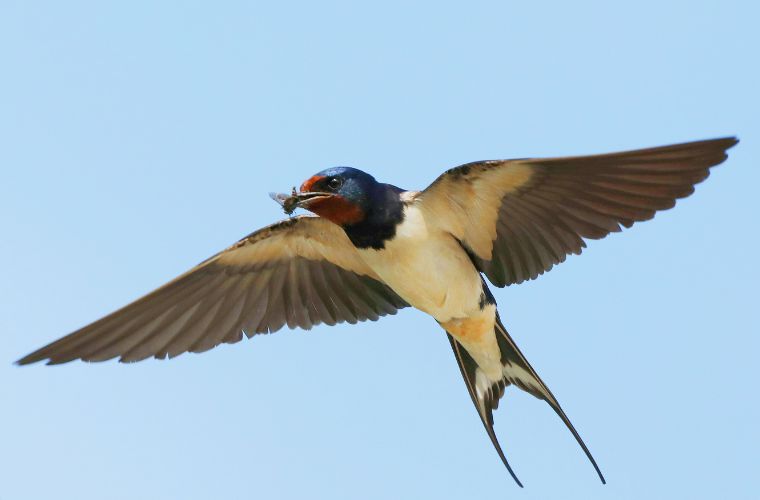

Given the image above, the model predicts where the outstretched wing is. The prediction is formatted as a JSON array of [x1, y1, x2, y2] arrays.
[[418, 137, 738, 286], [18, 215, 408, 365]]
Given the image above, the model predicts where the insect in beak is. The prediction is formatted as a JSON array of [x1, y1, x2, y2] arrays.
[[269, 188, 334, 215]]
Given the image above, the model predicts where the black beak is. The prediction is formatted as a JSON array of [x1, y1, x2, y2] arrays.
[[293, 191, 333, 206], [270, 191, 333, 215]]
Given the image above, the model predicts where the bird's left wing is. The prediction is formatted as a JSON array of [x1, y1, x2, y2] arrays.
[[18, 215, 408, 365], [416, 137, 737, 286]]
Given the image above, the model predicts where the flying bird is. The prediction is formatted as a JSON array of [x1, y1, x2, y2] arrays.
[[18, 137, 738, 486]]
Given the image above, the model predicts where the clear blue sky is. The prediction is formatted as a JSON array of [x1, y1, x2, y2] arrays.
[[2, 1, 758, 499]]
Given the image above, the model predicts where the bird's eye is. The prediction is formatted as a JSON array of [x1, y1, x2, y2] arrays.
[[327, 178, 342, 190]]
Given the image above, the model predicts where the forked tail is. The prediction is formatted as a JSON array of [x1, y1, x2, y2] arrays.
[[446, 313, 605, 486]]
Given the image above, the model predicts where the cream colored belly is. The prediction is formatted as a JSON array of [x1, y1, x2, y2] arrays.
[[441, 304, 503, 381], [356, 205, 505, 381], [356, 205, 484, 322]]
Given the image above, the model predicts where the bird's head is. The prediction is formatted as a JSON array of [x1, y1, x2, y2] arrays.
[[292, 167, 378, 226]]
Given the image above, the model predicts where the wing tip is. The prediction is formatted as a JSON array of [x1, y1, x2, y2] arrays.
[[705, 135, 739, 165], [15, 351, 46, 366], [716, 135, 739, 149]]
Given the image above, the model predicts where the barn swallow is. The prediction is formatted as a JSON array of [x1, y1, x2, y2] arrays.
[[18, 137, 738, 486]]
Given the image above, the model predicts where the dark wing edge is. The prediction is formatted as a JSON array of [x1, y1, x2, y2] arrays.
[[17, 216, 408, 366]]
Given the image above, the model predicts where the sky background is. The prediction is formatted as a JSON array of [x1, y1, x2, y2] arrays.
[[2, 1, 758, 499]]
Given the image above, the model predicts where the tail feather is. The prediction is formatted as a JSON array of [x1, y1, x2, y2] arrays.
[[446, 313, 606, 485], [447, 334, 523, 487], [493, 314, 606, 484]]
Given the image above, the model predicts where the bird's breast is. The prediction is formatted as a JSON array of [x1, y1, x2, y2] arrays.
[[356, 204, 483, 322]]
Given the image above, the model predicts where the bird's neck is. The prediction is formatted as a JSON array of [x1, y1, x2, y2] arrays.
[[343, 183, 405, 250]]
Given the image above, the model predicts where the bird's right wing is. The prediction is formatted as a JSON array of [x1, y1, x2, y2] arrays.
[[418, 137, 737, 286], [18, 215, 408, 365]]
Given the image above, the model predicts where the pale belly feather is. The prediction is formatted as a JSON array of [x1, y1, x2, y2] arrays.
[[356, 205, 505, 381], [356, 205, 484, 322]]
